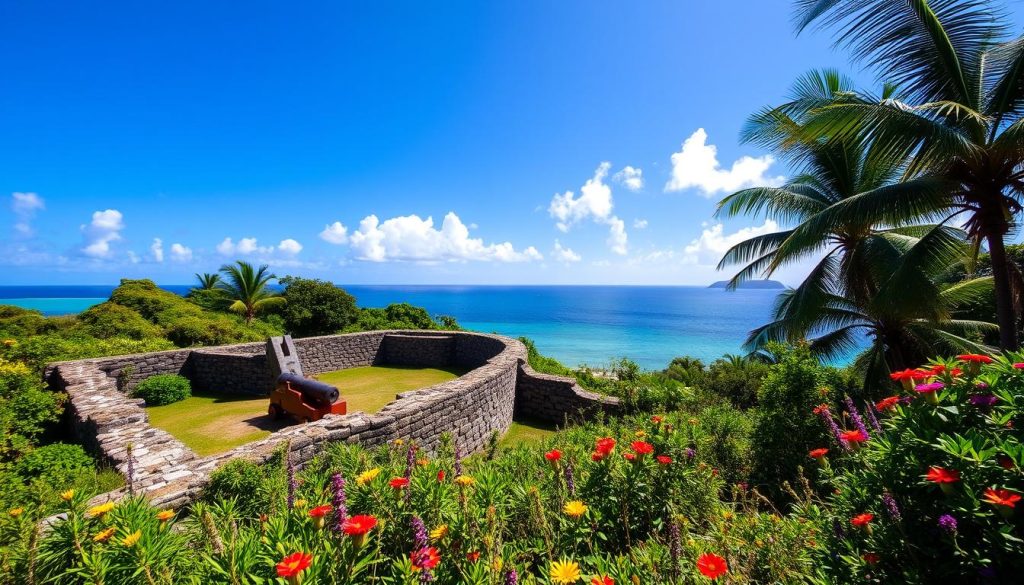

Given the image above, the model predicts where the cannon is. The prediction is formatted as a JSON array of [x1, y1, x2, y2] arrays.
[[268, 372, 347, 423]]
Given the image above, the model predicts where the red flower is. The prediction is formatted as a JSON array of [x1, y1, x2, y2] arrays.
[[623, 452, 636, 462], [889, 368, 930, 381], [657, 455, 672, 465], [808, 448, 829, 459], [466, 551, 480, 563], [276, 552, 313, 579], [1013, 363, 1024, 369], [591, 451, 603, 461], [651, 415, 663, 424], [812, 403, 830, 415], [840, 429, 868, 443], [696, 553, 728, 579], [411, 546, 440, 571], [957, 354, 993, 364], [983, 488, 1021, 508], [308, 505, 332, 518], [875, 396, 900, 411], [595, 437, 616, 456], [998, 455, 1015, 470], [851, 513, 874, 527], [925, 467, 960, 484], [342, 515, 378, 535], [630, 441, 654, 455], [390, 478, 409, 490], [591, 577, 614, 585], [437, 470, 446, 482], [862, 552, 880, 565], [544, 449, 562, 462]]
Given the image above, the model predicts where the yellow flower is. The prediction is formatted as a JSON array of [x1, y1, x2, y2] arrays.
[[294, 499, 307, 509], [688, 418, 699, 425], [2, 339, 16, 347], [394, 438, 405, 446], [93, 527, 116, 543], [156, 510, 174, 522], [634, 430, 646, 438], [122, 530, 142, 547], [562, 500, 587, 519], [356, 468, 381, 486], [429, 524, 449, 541], [60, 490, 75, 502], [416, 458, 429, 467], [491, 557, 504, 572], [454, 475, 475, 487], [8, 508, 23, 517], [88, 502, 115, 518], [550, 559, 581, 584]]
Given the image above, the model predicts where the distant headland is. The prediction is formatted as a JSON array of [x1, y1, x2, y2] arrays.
[[707, 279, 787, 290]]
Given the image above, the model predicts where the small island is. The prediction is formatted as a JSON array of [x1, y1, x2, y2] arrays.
[[707, 279, 786, 290]]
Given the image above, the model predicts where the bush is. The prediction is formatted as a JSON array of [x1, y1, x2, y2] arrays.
[[78, 303, 163, 340], [704, 357, 770, 409], [203, 454, 284, 519], [132, 374, 191, 405], [279, 277, 358, 337], [349, 303, 443, 331], [14, 443, 93, 483], [810, 354, 1024, 582]]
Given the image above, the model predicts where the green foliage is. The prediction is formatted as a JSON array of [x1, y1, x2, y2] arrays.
[[217, 261, 285, 323], [349, 303, 455, 332], [14, 443, 94, 483], [184, 286, 232, 311], [279, 276, 359, 336], [203, 454, 285, 520], [78, 302, 164, 340], [0, 357, 63, 461], [132, 374, 191, 406]]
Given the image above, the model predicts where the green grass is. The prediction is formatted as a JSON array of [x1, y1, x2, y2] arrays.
[[147, 393, 287, 456], [499, 417, 559, 450], [314, 365, 468, 414]]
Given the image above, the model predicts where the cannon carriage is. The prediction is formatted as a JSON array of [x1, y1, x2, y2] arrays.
[[268, 372, 348, 423]]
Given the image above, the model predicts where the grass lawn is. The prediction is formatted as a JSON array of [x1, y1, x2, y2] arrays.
[[499, 417, 559, 450], [147, 393, 288, 456], [315, 365, 468, 414]]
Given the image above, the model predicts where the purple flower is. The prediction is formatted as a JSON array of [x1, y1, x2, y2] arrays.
[[865, 402, 882, 432], [286, 451, 297, 510], [504, 569, 518, 585], [410, 515, 428, 549], [331, 473, 348, 532], [404, 444, 416, 503], [832, 519, 846, 540], [669, 519, 682, 579], [818, 407, 850, 451], [914, 382, 945, 393], [454, 442, 463, 477], [938, 514, 957, 536], [125, 443, 135, 496], [844, 397, 870, 439], [685, 447, 696, 460], [969, 394, 998, 408], [882, 491, 901, 521], [975, 382, 989, 390], [563, 462, 576, 496]]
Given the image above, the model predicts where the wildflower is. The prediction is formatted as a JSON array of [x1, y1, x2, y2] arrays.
[[466, 551, 480, 563], [356, 468, 381, 486], [969, 394, 998, 409], [862, 552, 880, 565], [997, 454, 1015, 470], [331, 473, 348, 533], [563, 500, 587, 518], [8, 508, 22, 517], [592, 577, 614, 585], [504, 568, 518, 585], [88, 502, 115, 518], [843, 397, 870, 439], [437, 470, 446, 482], [630, 440, 654, 455], [983, 488, 1021, 517], [882, 491, 901, 521], [651, 415, 663, 424], [430, 524, 449, 541], [549, 559, 582, 584], [308, 505, 332, 529], [294, 499, 307, 509], [1014, 362, 1024, 369], [545, 449, 562, 465], [851, 513, 874, 533], [276, 552, 313, 583], [865, 401, 882, 432], [938, 514, 957, 536], [926, 467, 960, 495], [455, 475, 475, 487], [60, 489, 75, 502], [623, 452, 636, 462], [696, 553, 728, 580], [817, 407, 851, 451], [889, 368, 929, 390], [454, 443, 463, 476], [564, 462, 576, 495], [286, 451, 297, 510], [812, 403, 830, 415], [342, 514, 378, 547], [390, 477, 410, 490], [634, 430, 646, 438], [688, 417, 699, 425], [685, 447, 696, 460], [809, 448, 828, 464], [411, 546, 441, 571], [2, 339, 16, 347], [875, 396, 900, 411], [417, 458, 430, 466], [411, 515, 428, 548], [121, 530, 142, 547], [657, 455, 672, 465], [156, 510, 174, 522], [93, 527, 115, 543], [957, 353, 993, 364], [594, 437, 616, 457], [669, 519, 682, 580], [839, 429, 868, 447], [394, 438, 405, 446]]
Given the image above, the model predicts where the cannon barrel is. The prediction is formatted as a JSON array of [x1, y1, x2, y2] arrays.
[[277, 373, 339, 405]]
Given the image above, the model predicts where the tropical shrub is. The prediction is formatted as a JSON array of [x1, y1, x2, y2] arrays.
[[14, 443, 94, 483], [703, 357, 770, 410], [203, 454, 286, 520], [132, 374, 191, 406], [279, 276, 359, 337], [807, 353, 1024, 583], [349, 303, 453, 332], [78, 303, 164, 340]]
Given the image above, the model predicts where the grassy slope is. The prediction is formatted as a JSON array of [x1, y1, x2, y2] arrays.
[[314, 365, 467, 414]]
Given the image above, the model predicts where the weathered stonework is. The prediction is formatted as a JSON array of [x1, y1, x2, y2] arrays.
[[45, 330, 620, 510]]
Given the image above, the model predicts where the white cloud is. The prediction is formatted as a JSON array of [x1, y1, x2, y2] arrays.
[[552, 240, 582, 263], [11, 192, 45, 236], [548, 163, 629, 255], [665, 129, 784, 197], [682, 220, 779, 266], [217, 236, 283, 256], [606, 217, 628, 255], [613, 166, 644, 191], [348, 212, 542, 263], [169, 243, 193, 263], [80, 209, 124, 258], [633, 219, 648, 229], [319, 221, 349, 245], [278, 238, 303, 256], [216, 237, 236, 256], [150, 238, 164, 262]]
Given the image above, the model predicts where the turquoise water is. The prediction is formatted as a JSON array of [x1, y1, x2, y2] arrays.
[[0, 285, 782, 370]]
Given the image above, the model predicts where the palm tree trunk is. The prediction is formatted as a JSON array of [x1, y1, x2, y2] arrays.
[[987, 232, 1019, 350]]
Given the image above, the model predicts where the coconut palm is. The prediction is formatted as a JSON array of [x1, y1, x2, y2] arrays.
[[216, 261, 285, 324], [194, 272, 220, 290], [794, 0, 1024, 349]]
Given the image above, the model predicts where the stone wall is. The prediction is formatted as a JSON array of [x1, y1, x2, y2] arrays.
[[47, 330, 618, 511]]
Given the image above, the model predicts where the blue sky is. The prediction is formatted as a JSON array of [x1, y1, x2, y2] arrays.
[[0, 0, 965, 285]]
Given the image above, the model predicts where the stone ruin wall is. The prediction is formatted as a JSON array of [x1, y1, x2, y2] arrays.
[[45, 330, 620, 510]]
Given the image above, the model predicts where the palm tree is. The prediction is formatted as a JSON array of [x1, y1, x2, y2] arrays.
[[794, 0, 1024, 350], [194, 272, 220, 290], [216, 261, 285, 324]]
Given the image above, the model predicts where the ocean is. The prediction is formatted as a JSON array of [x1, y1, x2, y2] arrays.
[[0, 285, 782, 371]]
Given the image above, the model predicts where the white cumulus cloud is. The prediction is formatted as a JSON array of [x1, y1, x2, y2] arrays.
[[80, 209, 125, 258], [217, 236, 293, 256], [665, 129, 784, 197], [551, 240, 582, 263], [613, 166, 644, 191], [278, 238, 303, 256], [682, 220, 779, 266], [319, 221, 349, 244], [348, 212, 542, 263], [548, 162, 629, 255], [169, 243, 193, 263], [150, 238, 164, 262], [11, 192, 45, 236], [633, 219, 648, 229], [606, 217, 628, 255]]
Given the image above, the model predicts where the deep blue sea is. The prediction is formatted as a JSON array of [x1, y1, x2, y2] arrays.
[[0, 285, 782, 370]]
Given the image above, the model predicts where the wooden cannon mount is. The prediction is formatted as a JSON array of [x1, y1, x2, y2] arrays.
[[268, 372, 347, 423]]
